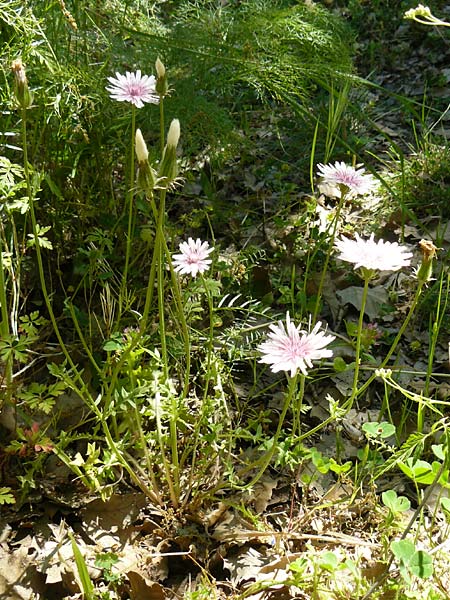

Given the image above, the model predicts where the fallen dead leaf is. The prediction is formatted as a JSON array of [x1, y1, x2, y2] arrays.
[[127, 571, 166, 600]]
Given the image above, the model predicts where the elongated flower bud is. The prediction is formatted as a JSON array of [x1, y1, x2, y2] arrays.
[[155, 58, 165, 79], [135, 129, 156, 193], [12, 58, 32, 109], [135, 128, 149, 164], [155, 57, 168, 97], [158, 119, 180, 185], [416, 239, 438, 284], [167, 118, 180, 148]]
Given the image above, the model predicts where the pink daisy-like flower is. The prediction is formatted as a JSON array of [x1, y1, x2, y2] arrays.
[[106, 70, 159, 108], [317, 161, 376, 198], [335, 233, 413, 272], [258, 312, 335, 378], [172, 238, 214, 277]]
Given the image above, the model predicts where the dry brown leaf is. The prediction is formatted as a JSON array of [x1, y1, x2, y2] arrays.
[[0, 544, 46, 600], [251, 477, 278, 513], [127, 571, 166, 600]]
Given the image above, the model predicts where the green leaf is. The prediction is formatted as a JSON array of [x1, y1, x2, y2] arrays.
[[362, 421, 396, 439], [432, 444, 445, 461], [289, 556, 308, 574], [382, 489, 411, 513], [440, 497, 450, 514], [329, 458, 352, 475], [95, 552, 119, 571], [397, 458, 445, 486], [69, 532, 95, 600], [409, 550, 433, 579], [0, 487, 15, 504], [310, 449, 330, 474], [391, 539, 416, 565], [333, 356, 348, 373], [103, 333, 124, 352], [318, 551, 339, 571]]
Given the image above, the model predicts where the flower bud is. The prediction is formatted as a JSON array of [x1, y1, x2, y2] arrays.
[[167, 118, 180, 148], [135, 130, 156, 193], [155, 58, 165, 79], [158, 119, 180, 185], [135, 128, 149, 164], [12, 58, 33, 109], [416, 239, 438, 284], [155, 58, 168, 97]]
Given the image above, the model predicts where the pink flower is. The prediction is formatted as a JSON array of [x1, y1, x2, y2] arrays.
[[317, 161, 376, 198], [335, 233, 412, 272], [172, 238, 213, 277], [106, 70, 159, 108], [258, 313, 335, 377]]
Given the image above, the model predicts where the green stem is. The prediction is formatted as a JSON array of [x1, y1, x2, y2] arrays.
[[181, 274, 214, 497], [201, 272, 215, 404], [292, 374, 306, 437], [143, 187, 191, 394], [419, 273, 447, 432], [312, 191, 346, 323], [154, 185, 180, 499], [128, 361, 162, 504], [166, 252, 191, 398], [0, 229, 12, 410], [21, 108, 86, 397], [344, 272, 371, 411], [155, 391, 178, 507], [156, 188, 168, 377], [119, 105, 136, 322], [239, 374, 299, 489], [355, 280, 424, 403], [159, 97, 165, 156]]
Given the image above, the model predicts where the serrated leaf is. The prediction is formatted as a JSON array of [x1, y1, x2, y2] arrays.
[[0, 487, 15, 504]]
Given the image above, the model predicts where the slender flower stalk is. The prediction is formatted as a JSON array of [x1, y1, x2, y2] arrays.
[[119, 105, 136, 323], [155, 58, 168, 154], [152, 117, 183, 501], [244, 312, 335, 480], [239, 374, 300, 489], [106, 69, 160, 324], [0, 233, 12, 411], [312, 191, 346, 323], [345, 271, 371, 411], [356, 281, 424, 404], [334, 233, 413, 410]]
